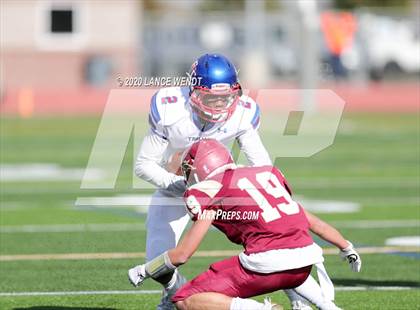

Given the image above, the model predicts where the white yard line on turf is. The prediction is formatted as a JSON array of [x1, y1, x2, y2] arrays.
[[0, 286, 417, 297], [386, 236, 420, 247], [0, 247, 419, 262], [0, 290, 161, 296], [335, 286, 417, 291], [75, 196, 156, 207], [330, 219, 420, 229], [0, 164, 104, 182], [1, 220, 418, 233], [0, 223, 146, 233]]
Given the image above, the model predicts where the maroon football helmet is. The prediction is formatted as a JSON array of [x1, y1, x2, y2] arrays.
[[181, 139, 234, 185]]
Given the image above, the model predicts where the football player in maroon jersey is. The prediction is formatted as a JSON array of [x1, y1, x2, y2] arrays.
[[129, 139, 361, 310]]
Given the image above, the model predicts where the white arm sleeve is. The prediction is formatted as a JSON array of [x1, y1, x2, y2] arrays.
[[135, 130, 184, 192], [237, 129, 272, 166]]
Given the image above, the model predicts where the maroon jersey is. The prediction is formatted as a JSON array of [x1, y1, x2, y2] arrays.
[[184, 165, 313, 254]]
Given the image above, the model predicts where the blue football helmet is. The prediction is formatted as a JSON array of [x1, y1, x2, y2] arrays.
[[189, 53, 242, 123]]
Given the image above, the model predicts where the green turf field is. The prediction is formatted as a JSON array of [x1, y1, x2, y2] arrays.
[[0, 113, 419, 309]]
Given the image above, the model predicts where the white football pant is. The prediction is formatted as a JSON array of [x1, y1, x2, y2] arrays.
[[145, 190, 190, 262]]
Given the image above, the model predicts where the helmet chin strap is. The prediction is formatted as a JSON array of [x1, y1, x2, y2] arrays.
[[193, 173, 200, 185]]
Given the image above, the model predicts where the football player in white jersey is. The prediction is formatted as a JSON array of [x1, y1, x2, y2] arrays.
[[133, 54, 361, 309]]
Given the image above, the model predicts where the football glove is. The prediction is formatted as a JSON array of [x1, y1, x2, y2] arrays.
[[339, 241, 362, 272], [128, 264, 147, 287], [166, 176, 187, 197]]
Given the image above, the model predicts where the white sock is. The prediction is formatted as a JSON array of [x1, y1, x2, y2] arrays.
[[284, 289, 311, 309], [317, 300, 342, 310], [292, 275, 338, 310], [230, 297, 271, 310]]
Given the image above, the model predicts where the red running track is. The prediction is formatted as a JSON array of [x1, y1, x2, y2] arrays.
[[0, 82, 418, 117]]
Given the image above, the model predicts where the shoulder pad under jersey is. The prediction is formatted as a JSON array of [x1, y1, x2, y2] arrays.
[[149, 86, 190, 128], [233, 95, 261, 131]]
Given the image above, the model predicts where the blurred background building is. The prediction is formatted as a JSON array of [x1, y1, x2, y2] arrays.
[[0, 0, 419, 116], [1, 0, 139, 90], [140, 0, 419, 83]]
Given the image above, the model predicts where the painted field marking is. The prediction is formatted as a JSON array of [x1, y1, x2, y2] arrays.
[[0, 286, 418, 297], [335, 286, 418, 291], [292, 178, 419, 188], [0, 247, 419, 262], [0, 164, 104, 182], [75, 196, 156, 207], [386, 236, 420, 247], [0, 290, 160, 297], [0, 223, 146, 233], [330, 219, 420, 229], [298, 198, 360, 213], [1, 220, 418, 233]]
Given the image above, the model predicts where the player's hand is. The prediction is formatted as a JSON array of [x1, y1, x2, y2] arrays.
[[166, 151, 183, 175], [339, 241, 362, 272], [128, 264, 147, 287], [166, 177, 187, 197]]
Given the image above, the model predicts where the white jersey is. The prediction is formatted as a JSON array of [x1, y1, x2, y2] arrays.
[[135, 86, 271, 195]]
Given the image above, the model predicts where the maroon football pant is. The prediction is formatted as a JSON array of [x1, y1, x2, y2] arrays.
[[172, 255, 312, 302]]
